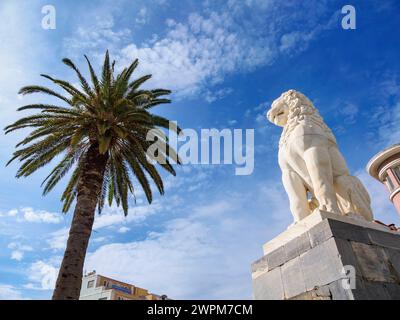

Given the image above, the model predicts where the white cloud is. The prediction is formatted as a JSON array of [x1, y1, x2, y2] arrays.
[[368, 75, 400, 147], [11, 251, 24, 261], [118, 226, 130, 233], [63, 1, 333, 100], [135, 7, 148, 25], [191, 200, 232, 219], [8, 241, 33, 261], [0, 284, 24, 300], [279, 31, 314, 54], [7, 242, 33, 251], [7, 209, 18, 217], [339, 102, 359, 124], [93, 201, 163, 230], [204, 87, 233, 103], [0, 208, 15, 218], [26, 259, 60, 291], [47, 227, 69, 251], [92, 236, 109, 243], [377, 101, 400, 146], [164, 165, 212, 193], [1, 207, 62, 224], [118, 10, 269, 98], [21, 207, 62, 224], [63, 15, 131, 58]]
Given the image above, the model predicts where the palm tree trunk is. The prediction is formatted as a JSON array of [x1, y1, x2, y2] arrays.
[[52, 144, 108, 300]]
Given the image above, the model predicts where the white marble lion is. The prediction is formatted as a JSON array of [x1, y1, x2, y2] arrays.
[[267, 89, 373, 223]]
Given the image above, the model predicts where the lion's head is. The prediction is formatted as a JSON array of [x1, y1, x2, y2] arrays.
[[266, 89, 315, 127], [266, 89, 336, 148]]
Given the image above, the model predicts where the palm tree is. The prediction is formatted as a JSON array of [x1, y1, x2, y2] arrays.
[[4, 51, 181, 300]]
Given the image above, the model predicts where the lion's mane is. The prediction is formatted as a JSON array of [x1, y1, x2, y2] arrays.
[[277, 90, 336, 148]]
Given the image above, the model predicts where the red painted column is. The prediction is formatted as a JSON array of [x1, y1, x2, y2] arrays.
[[387, 169, 400, 214]]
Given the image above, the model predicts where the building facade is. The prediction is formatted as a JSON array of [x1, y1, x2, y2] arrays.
[[367, 144, 400, 214], [79, 271, 166, 300]]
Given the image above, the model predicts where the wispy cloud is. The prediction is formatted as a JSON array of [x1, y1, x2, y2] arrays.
[[368, 74, 400, 147], [20, 207, 63, 224], [8, 241, 33, 261], [0, 209, 18, 217], [1, 207, 63, 224], [0, 284, 24, 299], [92, 201, 164, 230], [135, 7, 149, 26], [63, 1, 335, 100], [25, 258, 60, 291], [118, 226, 130, 234], [63, 15, 131, 58], [47, 227, 69, 251]]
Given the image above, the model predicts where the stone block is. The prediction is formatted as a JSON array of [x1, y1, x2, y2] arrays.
[[252, 267, 284, 300], [335, 238, 362, 275], [384, 283, 400, 299], [351, 242, 396, 283], [384, 248, 400, 281], [362, 281, 391, 300], [265, 245, 286, 271], [284, 232, 311, 262], [368, 229, 400, 250], [329, 219, 370, 244], [290, 285, 331, 300], [308, 219, 333, 247], [350, 276, 371, 300], [281, 257, 306, 299], [251, 255, 268, 274], [300, 237, 344, 291]]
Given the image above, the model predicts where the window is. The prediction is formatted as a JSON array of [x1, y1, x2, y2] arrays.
[[394, 166, 400, 182], [87, 280, 94, 288], [385, 176, 395, 192]]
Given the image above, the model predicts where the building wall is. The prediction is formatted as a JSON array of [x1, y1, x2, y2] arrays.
[[80, 274, 114, 300], [80, 273, 98, 298], [79, 272, 161, 300], [80, 287, 113, 300], [393, 192, 400, 213]]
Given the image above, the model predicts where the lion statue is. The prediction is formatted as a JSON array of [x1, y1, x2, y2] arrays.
[[267, 89, 373, 223]]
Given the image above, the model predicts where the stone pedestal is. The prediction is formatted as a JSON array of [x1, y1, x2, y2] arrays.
[[251, 211, 400, 300]]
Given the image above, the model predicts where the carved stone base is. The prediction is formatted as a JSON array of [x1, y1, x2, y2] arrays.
[[251, 211, 400, 300]]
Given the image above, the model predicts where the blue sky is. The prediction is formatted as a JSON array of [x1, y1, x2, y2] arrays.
[[0, 0, 400, 299]]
